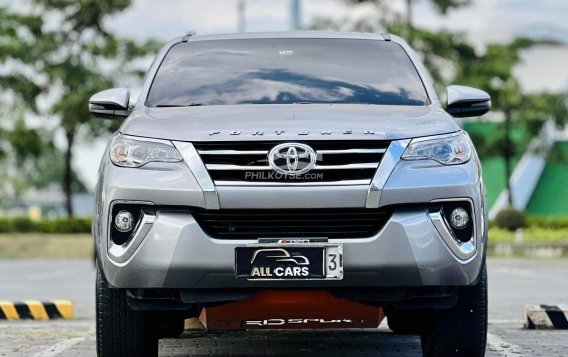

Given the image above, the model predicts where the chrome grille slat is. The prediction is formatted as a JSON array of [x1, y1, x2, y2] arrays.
[[314, 163, 379, 170], [206, 164, 272, 171], [193, 141, 390, 185], [206, 163, 380, 171], [317, 149, 386, 154], [199, 150, 268, 155], [214, 179, 371, 186], [197, 148, 386, 155]]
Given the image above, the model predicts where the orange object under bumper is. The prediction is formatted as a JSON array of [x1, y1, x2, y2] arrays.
[[199, 290, 384, 330]]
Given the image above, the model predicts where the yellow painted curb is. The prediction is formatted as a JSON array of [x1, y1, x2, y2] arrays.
[[0, 300, 74, 320], [0, 301, 19, 320]]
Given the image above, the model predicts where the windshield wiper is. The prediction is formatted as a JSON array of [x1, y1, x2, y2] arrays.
[[156, 103, 208, 107]]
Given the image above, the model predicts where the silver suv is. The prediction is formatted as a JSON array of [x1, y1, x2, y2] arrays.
[[90, 32, 490, 357]]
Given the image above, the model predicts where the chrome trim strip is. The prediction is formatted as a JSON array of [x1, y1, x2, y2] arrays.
[[365, 139, 411, 208], [214, 179, 371, 186], [429, 199, 476, 260], [207, 164, 271, 171], [318, 149, 387, 154], [108, 210, 155, 264], [198, 150, 268, 155], [206, 163, 379, 171], [315, 163, 379, 170], [173, 141, 220, 209], [198, 148, 387, 155]]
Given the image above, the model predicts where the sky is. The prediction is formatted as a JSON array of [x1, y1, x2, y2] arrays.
[[99, 0, 568, 91], [3, 0, 568, 190], [103, 0, 568, 46]]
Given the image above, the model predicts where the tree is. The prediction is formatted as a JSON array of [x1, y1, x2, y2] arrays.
[[451, 39, 567, 205], [0, 8, 43, 109], [10, 0, 159, 217], [453, 39, 532, 205], [0, 8, 45, 202], [310, 0, 473, 87], [345, 0, 471, 41], [516, 93, 568, 132], [0, 119, 82, 201]]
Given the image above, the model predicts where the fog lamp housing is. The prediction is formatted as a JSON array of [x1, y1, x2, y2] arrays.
[[109, 203, 153, 246], [114, 210, 135, 232], [450, 207, 469, 229], [429, 200, 475, 244]]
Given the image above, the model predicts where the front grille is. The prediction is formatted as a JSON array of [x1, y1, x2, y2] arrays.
[[193, 141, 390, 185], [191, 208, 392, 239]]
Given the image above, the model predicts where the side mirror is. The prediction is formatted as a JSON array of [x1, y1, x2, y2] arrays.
[[89, 88, 131, 119], [446, 85, 491, 118]]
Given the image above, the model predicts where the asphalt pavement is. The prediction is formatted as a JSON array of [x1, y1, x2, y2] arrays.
[[0, 258, 567, 356]]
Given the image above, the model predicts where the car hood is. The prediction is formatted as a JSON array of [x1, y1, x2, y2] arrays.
[[121, 104, 460, 142]]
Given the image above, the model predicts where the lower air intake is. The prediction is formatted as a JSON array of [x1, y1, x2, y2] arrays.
[[191, 208, 392, 239]]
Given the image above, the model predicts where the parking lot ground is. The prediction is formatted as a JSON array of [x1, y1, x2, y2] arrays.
[[3, 320, 568, 357], [0, 320, 93, 357], [0, 258, 567, 356]]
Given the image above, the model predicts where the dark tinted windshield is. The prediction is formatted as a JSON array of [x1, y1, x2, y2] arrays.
[[146, 38, 429, 107]]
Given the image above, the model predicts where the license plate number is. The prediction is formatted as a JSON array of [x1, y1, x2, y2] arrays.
[[235, 245, 343, 280]]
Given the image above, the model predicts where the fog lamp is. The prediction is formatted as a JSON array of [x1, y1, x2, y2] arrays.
[[114, 210, 135, 232], [450, 207, 469, 229]]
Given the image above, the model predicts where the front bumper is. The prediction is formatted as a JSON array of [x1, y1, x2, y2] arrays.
[[100, 206, 484, 289], [95, 138, 487, 290]]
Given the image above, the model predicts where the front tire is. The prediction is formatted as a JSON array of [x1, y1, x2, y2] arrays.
[[96, 264, 159, 357], [420, 264, 488, 357]]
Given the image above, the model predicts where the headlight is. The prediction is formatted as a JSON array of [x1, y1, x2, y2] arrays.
[[110, 134, 182, 167], [402, 132, 472, 165]]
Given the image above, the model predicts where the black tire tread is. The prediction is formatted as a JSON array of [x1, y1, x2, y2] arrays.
[[421, 264, 488, 357], [96, 264, 158, 357]]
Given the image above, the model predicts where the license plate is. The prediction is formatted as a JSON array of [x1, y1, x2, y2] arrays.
[[235, 244, 343, 280]]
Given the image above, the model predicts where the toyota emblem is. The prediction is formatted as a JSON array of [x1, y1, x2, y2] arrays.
[[268, 143, 317, 175]]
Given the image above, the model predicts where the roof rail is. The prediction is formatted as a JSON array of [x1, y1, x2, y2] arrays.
[[181, 31, 196, 42], [381, 34, 391, 41]]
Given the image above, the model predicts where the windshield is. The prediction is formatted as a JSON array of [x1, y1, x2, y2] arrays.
[[146, 38, 430, 107]]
